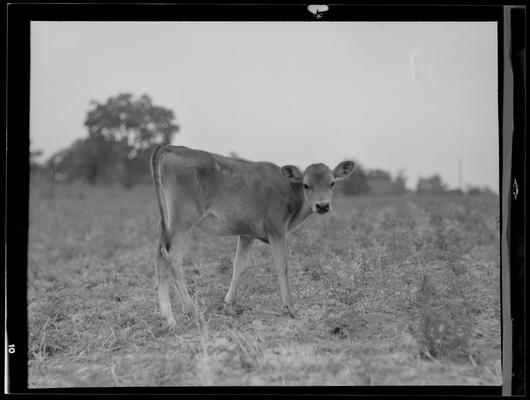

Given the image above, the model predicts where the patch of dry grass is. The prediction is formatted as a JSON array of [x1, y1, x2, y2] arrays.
[[27, 178, 501, 387]]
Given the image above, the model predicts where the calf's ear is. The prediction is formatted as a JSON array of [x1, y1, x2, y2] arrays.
[[333, 161, 355, 180], [281, 165, 303, 182]]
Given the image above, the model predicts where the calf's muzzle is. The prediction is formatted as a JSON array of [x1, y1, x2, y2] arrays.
[[314, 202, 331, 214]]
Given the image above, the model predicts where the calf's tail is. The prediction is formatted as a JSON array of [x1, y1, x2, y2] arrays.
[[151, 145, 171, 252]]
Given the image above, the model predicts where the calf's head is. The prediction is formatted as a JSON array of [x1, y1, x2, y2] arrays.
[[281, 161, 355, 214]]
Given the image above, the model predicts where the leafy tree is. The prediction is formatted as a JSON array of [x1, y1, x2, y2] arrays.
[[30, 149, 43, 171], [47, 148, 70, 181], [229, 150, 243, 160], [366, 169, 392, 181], [82, 93, 179, 187], [364, 168, 407, 195], [30, 149, 43, 163], [417, 174, 448, 194], [466, 185, 495, 196], [45, 93, 178, 187], [366, 168, 391, 195], [394, 169, 407, 194]]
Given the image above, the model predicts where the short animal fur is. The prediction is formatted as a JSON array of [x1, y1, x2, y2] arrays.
[[151, 144, 354, 328]]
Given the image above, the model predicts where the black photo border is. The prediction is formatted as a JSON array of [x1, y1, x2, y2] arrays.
[[5, 1, 526, 396]]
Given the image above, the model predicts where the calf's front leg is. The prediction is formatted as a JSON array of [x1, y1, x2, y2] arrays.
[[224, 235, 254, 312], [268, 234, 297, 318]]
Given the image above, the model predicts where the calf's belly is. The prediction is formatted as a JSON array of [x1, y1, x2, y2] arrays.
[[195, 211, 263, 237]]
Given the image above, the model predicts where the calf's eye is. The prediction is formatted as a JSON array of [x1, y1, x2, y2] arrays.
[[303, 183, 310, 190], [330, 181, 335, 187]]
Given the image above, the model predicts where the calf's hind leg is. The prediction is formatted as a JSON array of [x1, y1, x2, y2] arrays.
[[168, 230, 197, 316], [155, 234, 177, 329], [155, 224, 196, 329]]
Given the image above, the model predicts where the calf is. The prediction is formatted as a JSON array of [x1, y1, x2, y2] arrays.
[[151, 145, 354, 328]]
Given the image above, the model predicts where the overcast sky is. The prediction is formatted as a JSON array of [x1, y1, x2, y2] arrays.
[[30, 21, 498, 190]]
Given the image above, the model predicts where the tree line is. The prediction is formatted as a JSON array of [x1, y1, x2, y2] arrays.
[[30, 93, 493, 196], [35, 93, 179, 188]]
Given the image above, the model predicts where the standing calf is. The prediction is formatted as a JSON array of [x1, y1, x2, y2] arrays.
[[151, 145, 354, 329]]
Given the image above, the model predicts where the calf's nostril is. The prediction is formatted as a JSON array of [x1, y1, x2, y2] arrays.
[[315, 203, 330, 213]]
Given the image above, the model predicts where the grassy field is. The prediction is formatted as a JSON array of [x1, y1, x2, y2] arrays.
[[27, 178, 502, 387]]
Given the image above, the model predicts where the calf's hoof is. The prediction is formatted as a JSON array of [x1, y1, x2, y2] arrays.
[[167, 317, 177, 331], [222, 302, 238, 317], [182, 301, 198, 319], [283, 305, 298, 319]]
